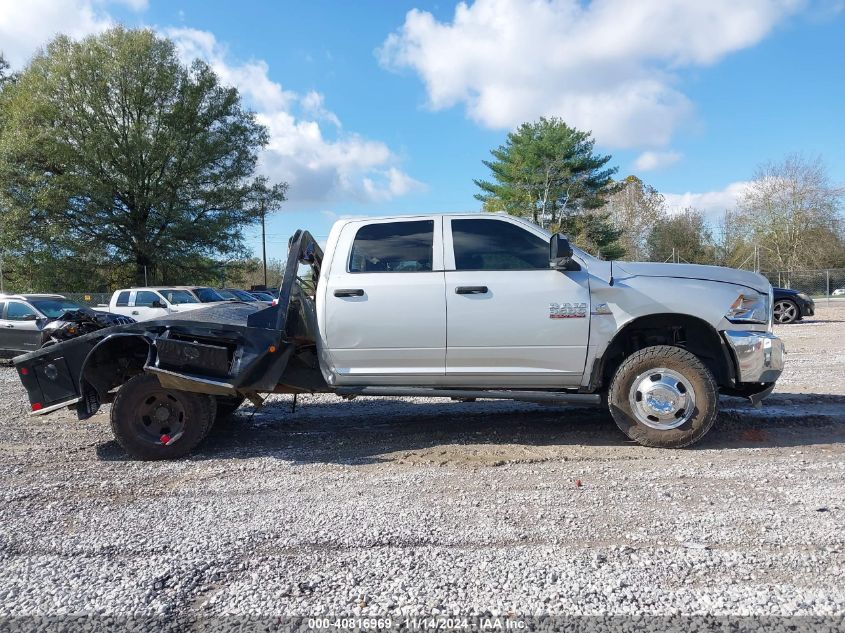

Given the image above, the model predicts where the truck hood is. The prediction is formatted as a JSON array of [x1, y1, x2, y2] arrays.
[[614, 261, 770, 293], [169, 302, 213, 311]]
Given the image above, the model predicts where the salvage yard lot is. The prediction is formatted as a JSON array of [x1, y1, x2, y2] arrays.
[[1, 307, 844, 620]]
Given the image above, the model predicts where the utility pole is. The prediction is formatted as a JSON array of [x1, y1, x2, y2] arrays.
[[261, 201, 268, 288], [0, 250, 4, 294]]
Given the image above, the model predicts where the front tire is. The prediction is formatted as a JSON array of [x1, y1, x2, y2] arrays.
[[110, 374, 215, 460], [773, 299, 800, 324], [608, 345, 718, 448]]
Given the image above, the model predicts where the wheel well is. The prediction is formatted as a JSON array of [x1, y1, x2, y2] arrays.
[[81, 335, 151, 403], [593, 314, 734, 390]]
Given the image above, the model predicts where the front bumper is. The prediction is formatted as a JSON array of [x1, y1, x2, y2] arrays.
[[799, 297, 815, 317], [722, 330, 785, 383]]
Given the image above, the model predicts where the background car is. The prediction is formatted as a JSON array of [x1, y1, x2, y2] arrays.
[[833, 288, 845, 296], [0, 294, 133, 357], [183, 286, 227, 303], [772, 287, 815, 324], [248, 290, 276, 302], [216, 288, 266, 303]]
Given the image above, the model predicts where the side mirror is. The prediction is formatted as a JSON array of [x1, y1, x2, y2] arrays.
[[550, 234, 573, 269], [151, 300, 165, 309]]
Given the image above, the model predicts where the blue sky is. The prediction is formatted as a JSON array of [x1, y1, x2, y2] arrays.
[[2, 0, 844, 257]]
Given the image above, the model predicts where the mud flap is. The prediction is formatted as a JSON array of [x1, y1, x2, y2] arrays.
[[76, 380, 101, 420]]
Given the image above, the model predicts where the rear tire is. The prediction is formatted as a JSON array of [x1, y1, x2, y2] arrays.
[[110, 374, 215, 460], [608, 345, 718, 448]]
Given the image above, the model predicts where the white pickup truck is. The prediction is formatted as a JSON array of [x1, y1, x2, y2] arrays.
[[14, 213, 785, 459], [104, 287, 221, 321]]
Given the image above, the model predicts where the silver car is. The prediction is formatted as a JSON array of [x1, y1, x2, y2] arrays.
[[0, 294, 77, 356], [0, 294, 132, 358]]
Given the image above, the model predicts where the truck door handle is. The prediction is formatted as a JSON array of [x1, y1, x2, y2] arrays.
[[334, 289, 364, 297], [5, 324, 13, 328], [455, 286, 488, 295], [131, 311, 139, 315]]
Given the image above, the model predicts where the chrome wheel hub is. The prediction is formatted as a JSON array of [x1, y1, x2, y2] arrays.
[[629, 368, 695, 430], [773, 300, 797, 323]]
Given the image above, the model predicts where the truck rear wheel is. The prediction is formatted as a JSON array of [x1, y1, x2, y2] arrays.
[[110, 374, 215, 460], [608, 345, 718, 448]]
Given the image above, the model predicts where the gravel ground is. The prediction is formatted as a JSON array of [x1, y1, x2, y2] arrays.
[[1, 305, 844, 626]]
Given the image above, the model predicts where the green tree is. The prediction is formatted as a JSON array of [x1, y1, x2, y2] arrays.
[[646, 208, 716, 264], [474, 117, 618, 228], [0, 28, 286, 286], [0, 54, 11, 84], [555, 212, 625, 260]]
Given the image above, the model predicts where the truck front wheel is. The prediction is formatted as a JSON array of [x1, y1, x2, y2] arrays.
[[608, 345, 718, 448], [110, 374, 215, 460]]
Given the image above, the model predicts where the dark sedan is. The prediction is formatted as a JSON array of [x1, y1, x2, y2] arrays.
[[0, 294, 133, 357], [772, 287, 815, 324]]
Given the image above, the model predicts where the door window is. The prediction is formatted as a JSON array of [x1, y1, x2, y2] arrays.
[[6, 302, 38, 321], [349, 220, 434, 273], [115, 291, 130, 307], [451, 219, 549, 270], [134, 291, 164, 308]]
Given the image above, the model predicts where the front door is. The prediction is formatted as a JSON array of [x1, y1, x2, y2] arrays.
[[131, 290, 170, 321], [323, 217, 446, 384], [1, 301, 43, 354], [443, 217, 591, 387]]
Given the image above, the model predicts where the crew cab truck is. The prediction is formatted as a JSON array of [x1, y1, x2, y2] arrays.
[[106, 287, 215, 321], [13, 214, 785, 459]]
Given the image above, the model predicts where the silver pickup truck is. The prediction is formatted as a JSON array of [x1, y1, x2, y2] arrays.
[[13, 213, 784, 459]]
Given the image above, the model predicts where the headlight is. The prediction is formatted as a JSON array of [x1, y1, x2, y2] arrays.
[[726, 291, 769, 324]]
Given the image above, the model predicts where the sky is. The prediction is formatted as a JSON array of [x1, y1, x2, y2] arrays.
[[1, 0, 844, 258]]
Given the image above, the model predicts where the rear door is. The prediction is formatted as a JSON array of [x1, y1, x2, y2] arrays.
[[110, 291, 134, 317], [1, 301, 43, 353], [443, 217, 591, 387], [323, 217, 446, 384]]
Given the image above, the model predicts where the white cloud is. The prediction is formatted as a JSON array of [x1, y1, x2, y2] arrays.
[[0, 0, 110, 67], [663, 181, 751, 223], [633, 150, 682, 172], [0, 0, 149, 68], [167, 27, 423, 205], [301, 91, 342, 128], [0, 6, 421, 207], [379, 0, 806, 147]]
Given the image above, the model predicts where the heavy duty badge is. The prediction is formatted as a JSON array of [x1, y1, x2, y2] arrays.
[[549, 302, 587, 319]]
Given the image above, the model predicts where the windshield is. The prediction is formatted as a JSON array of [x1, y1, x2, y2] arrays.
[[29, 298, 85, 318], [251, 291, 275, 301], [159, 289, 199, 305], [216, 289, 239, 300], [193, 287, 225, 303]]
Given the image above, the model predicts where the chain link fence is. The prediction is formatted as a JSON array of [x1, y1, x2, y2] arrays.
[[62, 292, 112, 307], [759, 268, 845, 302]]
